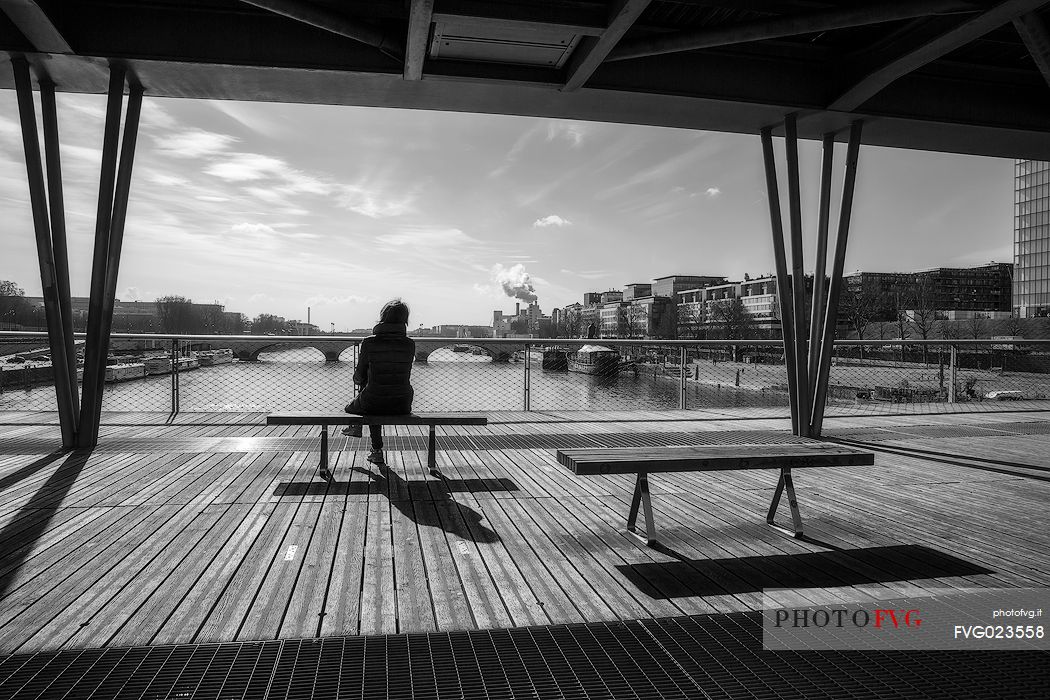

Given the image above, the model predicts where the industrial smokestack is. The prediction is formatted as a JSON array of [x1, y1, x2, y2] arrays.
[[516, 302, 520, 316]]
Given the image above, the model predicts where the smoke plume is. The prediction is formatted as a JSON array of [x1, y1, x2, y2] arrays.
[[491, 263, 538, 303]]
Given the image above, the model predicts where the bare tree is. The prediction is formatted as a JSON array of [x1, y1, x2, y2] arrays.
[[838, 283, 883, 360], [1003, 316, 1026, 337], [907, 279, 937, 364], [676, 303, 705, 340], [156, 296, 199, 334], [0, 280, 33, 328], [562, 308, 588, 340], [251, 313, 287, 334], [967, 315, 986, 339], [891, 292, 911, 363], [939, 320, 961, 340], [708, 298, 755, 361]]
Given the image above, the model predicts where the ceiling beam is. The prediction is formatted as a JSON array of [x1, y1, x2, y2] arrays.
[[404, 0, 433, 80], [562, 0, 652, 92], [239, 0, 402, 60], [830, 0, 1049, 112], [432, 0, 605, 35], [1013, 11, 1050, 88], [0, 0, 71, 53], [608, 0, 980, 62]]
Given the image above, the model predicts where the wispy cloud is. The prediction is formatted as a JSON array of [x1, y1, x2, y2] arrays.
[[155, 129, 238, 158], [533, 214, 572, 228], [231, 222, 277, 235], [376, 226, 473, 248], [304, 293, 375, 306], [561, 269, 612, 280], [546, 119, 588, 147], [339, 183, 414, 218], [205, 153, 285, 181], [705, 186, 722, 197]]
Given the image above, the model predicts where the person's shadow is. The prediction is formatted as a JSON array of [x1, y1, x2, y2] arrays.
[[354, 462, 503, 543], [277, 460, 508, 544]]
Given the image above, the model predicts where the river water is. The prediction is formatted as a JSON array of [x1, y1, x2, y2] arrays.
[[0, 348, 790, 413]]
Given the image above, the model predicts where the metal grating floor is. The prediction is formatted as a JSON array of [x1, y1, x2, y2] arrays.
[[0, 612, 1044, 699]]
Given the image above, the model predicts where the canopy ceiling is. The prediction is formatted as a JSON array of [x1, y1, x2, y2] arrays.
[[1, 0, 1049, 157]]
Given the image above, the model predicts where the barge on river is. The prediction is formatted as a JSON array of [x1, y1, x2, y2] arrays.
[[567, 345, 620, 376]]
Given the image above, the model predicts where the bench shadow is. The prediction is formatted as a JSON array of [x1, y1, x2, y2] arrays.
[[616, 545, 992, 598], [274, 465, 505, 544], [275, 477, 518, 497]]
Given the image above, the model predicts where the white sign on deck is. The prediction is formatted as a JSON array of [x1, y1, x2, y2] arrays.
[[284, 545, 298, 561]]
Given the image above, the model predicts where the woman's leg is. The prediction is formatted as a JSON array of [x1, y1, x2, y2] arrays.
[[368, 425, 383, 451]]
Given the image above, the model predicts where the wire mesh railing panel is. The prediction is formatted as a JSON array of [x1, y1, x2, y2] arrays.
[[824, 342, 1050, 416], [178, 346, 357, 412], [5, 333, 1050, 420], [412, 346, 524, 411]]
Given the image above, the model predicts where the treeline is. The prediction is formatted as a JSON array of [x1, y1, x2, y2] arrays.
[[1, 280, 302, 336]]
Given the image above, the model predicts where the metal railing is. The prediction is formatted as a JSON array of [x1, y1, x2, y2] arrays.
[[2, 332, 1050, 418]]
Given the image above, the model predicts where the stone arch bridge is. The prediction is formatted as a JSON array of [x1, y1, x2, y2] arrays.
[[187, 338, 524, 363]]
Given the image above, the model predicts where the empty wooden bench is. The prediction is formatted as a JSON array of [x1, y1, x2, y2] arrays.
[[267, 412, 488, 477], [556, 442, 875, 546]]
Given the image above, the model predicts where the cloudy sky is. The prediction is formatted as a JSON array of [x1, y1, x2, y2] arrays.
[[0, 92, 1012, 331]]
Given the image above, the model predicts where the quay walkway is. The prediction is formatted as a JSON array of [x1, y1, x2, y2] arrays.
[[0, 409, 1047, 698]]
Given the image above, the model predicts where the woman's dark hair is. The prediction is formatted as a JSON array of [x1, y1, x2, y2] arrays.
[[379, 299, 410, 324]]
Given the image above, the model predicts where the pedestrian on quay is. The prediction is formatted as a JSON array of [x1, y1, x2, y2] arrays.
[[336, 299, 415, 480]]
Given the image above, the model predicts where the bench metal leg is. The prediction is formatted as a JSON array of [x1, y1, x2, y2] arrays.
[[318, 428, 331, 481], [766, 467, 802, 538], [626, 472, 657, 546], [428, 424, 439, 476]]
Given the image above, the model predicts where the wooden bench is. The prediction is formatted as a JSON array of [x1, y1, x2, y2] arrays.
[[556, 442, 875, 545], [267, 412, 488, 478]]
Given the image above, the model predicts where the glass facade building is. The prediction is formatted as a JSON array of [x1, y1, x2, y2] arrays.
[[1014, 159, 1050, 317]]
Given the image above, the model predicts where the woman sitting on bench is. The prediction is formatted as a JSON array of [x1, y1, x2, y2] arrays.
[[343, 299, 416, 467]]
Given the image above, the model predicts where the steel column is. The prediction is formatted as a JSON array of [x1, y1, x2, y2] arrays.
[[760, 127, 799, 434], [78, 66, 129, 448], [809, 121, 864, 437], [39, 78, 80, 427], [808, 133, 835, 389], [784, 115, 810, 437], [523, 342, 531, 410], [679, 346, 687, 409], [12, 57, 78, 447]]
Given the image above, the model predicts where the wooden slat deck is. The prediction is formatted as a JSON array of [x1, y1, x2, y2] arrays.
[[0, 410, 1048, 655]]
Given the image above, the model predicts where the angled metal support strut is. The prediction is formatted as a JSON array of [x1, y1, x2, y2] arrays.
[[78, 66, 144, 449], [760, 126, 799, 435], [810, 121, 864, 437], [12, 57, 78, 447]]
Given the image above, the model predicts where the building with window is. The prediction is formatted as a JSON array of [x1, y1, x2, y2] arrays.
[[1015, 159, 1050, 317], [652, 275, 726, 301], [623, 283, 652, 300], [844, 263, 1012, 320]]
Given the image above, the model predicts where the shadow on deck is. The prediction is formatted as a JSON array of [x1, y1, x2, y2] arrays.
[[0, 410, 1047, 697]]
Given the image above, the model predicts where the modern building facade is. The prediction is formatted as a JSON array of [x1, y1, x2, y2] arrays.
[[623, 283, 652, 300], [1014, 159, 1050, 317], [844, 263, 1012, 319], [652, 275, 726, 300]]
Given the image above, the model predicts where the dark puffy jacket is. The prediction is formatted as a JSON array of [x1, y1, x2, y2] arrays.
[[353, 322, 415, 413]]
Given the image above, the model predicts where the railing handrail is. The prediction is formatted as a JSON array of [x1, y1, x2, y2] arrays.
[[3, 330, 1050, 347]]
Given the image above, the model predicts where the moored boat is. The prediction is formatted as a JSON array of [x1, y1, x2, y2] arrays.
[[145, 357, 172, 375], [542, 348, 568, 371], [104, 363, 146, 382], [197, 348, 234, 366], [452, 344, 470, 353], [567, 345, 620, 375]]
